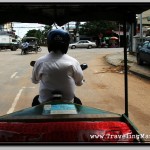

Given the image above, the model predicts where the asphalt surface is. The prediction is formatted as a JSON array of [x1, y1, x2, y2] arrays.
[[105, 51, 150, 80]]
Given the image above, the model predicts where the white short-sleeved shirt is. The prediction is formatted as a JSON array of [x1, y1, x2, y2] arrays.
[[31, 51, 84, 103]]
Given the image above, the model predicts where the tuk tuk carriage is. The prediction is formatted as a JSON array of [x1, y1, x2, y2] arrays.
[[0, 3, 149, 144], [21, 37, 42, 55]]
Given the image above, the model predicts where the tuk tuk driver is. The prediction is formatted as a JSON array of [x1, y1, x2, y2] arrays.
[[31, 29, 84, 106]]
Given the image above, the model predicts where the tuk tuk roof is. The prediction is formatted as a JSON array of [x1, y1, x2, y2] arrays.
[[0, 3, 150, 25]]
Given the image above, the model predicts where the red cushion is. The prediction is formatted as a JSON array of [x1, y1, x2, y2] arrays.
[[0, 121, 134, 143]]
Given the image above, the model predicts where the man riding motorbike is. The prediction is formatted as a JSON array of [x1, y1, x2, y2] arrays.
[[21, 41, 29, 54], [31, 29, 84, 106]]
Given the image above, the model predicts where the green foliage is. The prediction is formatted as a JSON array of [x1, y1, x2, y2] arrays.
[[25, 25, 52, 45], [79, 21, 118, 36], [25, 29, 37, 37]]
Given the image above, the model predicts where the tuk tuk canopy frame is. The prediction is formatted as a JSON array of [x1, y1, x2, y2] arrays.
[[1, 2, 150, 117]]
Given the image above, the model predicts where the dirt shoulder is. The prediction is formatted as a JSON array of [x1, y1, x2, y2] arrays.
[[76, 53, 150, 142]]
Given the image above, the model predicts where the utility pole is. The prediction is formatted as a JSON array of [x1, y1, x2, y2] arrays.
[[140, 13, 143, 42], [75, 22, 80, 42], [67, 22, 69, 33], [118, 23, 120, 47]]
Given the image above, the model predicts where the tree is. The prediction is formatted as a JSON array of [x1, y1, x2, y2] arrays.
[[25, 29, 38, 37], [78, 21, 119, 47], [42, 25, 52, 37], [79, 20, 118, 36], [41, 25, 52, 45], [25, 25, 52, 45]]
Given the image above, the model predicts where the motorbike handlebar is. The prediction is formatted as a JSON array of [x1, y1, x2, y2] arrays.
[[30, 61, 88, 70], [30, 61, 36, 67], [80, 63, 88, 70]]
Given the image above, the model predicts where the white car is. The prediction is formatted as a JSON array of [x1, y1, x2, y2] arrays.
[[69, 40, 96, 49]]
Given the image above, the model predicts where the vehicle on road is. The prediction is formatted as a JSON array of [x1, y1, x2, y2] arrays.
[[136, 40, 150, 65], [69, 40, 96, 49], [21, 37, 42, 55], [0, 31, 19, 51], [30, 61, 88, 106]]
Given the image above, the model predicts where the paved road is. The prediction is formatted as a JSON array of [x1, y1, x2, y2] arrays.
[[0, 47, 122, 115], [0, 47, 150, 141]]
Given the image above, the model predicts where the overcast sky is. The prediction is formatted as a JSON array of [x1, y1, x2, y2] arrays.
[[12, 22, 83, 38], [13, 22, 45, 38]]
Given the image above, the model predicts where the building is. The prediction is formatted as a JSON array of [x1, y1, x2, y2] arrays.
[[131, 9, 150, 52], [0, 22, 13, 31], [136, 9, 150, 37]]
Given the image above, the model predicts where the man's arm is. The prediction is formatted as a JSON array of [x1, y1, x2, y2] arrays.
[[73, 62, 84, 86], [31, 62, 42, 84]]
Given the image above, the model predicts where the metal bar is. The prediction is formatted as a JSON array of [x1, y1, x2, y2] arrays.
[[122, 114, 145, 143], [0, 114, 121, 122], [123, 16, 129, 117]]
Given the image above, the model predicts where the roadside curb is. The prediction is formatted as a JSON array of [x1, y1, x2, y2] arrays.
[[129, 66, 150, 80], [129, 70, 150, 80], [105, 53, 150, 80]]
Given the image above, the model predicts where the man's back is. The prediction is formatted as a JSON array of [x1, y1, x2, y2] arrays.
[[32, 51, 83, 103]]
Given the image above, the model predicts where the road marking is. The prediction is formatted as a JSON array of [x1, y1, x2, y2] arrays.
[[22, 86, 35, 89], [10, 72, 18, 79], [7, 88, 23, 114], [6, 86, 36, 114]]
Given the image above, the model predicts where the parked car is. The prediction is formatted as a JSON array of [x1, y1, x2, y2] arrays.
[[136, 40, 150, 65], [69, 40, 96, 49]]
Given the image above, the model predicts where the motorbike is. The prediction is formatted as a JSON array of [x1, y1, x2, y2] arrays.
[[21, 42, 40, 55], [21, 37, 42, 55], [0, 60, 144, 143], [30, 61, 88, 106]]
